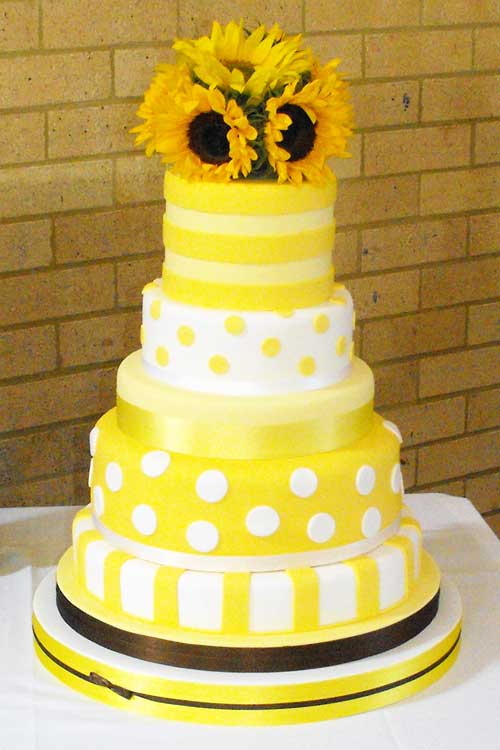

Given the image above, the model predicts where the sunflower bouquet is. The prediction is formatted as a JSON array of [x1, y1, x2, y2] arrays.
[[132, 21, 354, 185]]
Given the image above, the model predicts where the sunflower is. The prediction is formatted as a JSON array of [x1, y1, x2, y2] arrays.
[[131, 71, 258, 180], [173, 20, 314, 100], [264, 61, 354, 184]]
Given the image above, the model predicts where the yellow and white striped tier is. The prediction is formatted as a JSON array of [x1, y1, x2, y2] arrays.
[[141, 279, 354, 395], [72, 506, 421, 636], [162, 171, 337, 310], [88, 408, 404, 569]]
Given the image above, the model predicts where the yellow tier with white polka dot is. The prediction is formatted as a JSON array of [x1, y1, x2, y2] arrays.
[[162, 171, 336, 310], [71, 505, 421, 636], [87, 408, 404, 570], [141, 279, 354, 395]]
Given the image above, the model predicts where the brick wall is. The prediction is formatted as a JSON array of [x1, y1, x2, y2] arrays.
[[1, 1, 499, 537]]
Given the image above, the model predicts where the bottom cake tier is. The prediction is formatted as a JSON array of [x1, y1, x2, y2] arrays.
[[33, 552, 461, 726], [33, 566, 461, 725]]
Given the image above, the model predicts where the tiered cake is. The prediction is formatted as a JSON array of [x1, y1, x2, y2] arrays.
[[33, 22, 461, 725]]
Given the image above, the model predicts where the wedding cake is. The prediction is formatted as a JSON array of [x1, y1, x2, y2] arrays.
[[32, 21, 462, 725]]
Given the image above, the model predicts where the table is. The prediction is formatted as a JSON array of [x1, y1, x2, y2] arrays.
[[1, 494, 499, 749]]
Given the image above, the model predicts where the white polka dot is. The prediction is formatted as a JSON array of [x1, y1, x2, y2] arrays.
[[383, 420, 403, 443], [141, 450, 171, 478], [356, 465, 376, 495], [89, 426, 99, 456], [290, 468, 318, 498], [362, 507, 382, 538], [105, 462, 122, 492], [391, 463, 403, 494], [186, 521, 219, 553], [196, 470, 228, 503], [246, 506, 280, 537], [93, 485, 104, 516], [131, 504, 157, 536], [307, 513, 336, 544]]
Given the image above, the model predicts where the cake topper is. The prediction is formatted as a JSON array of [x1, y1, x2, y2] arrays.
[[132, 21, 353, 184]]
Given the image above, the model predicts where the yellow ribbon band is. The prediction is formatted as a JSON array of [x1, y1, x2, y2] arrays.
[[165, 170, 336, 215], [116, 396, 374, 459], [163, 217, 335, 263], [161, 267, 335, 311]]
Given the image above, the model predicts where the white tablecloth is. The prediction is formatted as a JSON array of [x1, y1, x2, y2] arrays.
[[1, 494, 499, 750]]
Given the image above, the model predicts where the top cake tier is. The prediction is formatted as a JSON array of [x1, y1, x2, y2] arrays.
[[162, 171, 337, 311]]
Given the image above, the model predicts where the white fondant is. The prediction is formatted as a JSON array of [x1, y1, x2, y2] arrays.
[[249, 572, 293, 632], [131, 505, 157, 536], [87, 458, 94, 488], [165, 203, 333, 236], [141, 284, 354, 396], [370, 545, 406, 611], [92, 486, 104, 517], [93, 513, 402, 572], [120, 559, 158, 621], [245, 506, 280, 538], [307, 513, 336, 544], [316, 563, 357, 625], [362, 507, 382, 538], [383, 420, 403, 443], [141, 450, 171, 478], [290, 467, 318, 498], [195, 470, 228, 503], [84, 540, 112, 600], [89, 426, 99, 456], [178, 571, 224, 631], [186, 521, 219, 553], [105, 462, 122, 492], [391, 463, 403, 494], [356, 465, 376, 495], [399, 524, 422, 580]]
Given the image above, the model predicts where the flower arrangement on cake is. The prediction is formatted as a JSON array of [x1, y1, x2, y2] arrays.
[[132, 20, 353, 184]]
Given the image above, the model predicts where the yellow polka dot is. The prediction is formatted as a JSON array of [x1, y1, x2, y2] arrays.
[[275, 309, 294, 318], [177, 325, 195, 346], [349, 341, 355, 361], [262, 337, 281, 357], [156, 346, 169, 367], [298, 356, 316, 376], [140, 325, 145, 346], [210, 355, 230, 375], [336, 336, 347, 356], [150, 299, 162, 320], [224, 315, 245, 335], [314, 314, 330, 333]]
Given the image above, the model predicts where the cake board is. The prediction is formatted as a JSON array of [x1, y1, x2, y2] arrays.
[[33, 567, 462, 726]]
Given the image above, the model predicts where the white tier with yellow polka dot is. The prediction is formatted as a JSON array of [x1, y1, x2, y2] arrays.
[[88, 408, 403, 570], [141, 279, 354, 395], [71, 505, 421, 635]]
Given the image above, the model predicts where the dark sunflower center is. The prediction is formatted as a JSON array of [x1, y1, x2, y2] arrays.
[[188, 112, 231, 164], [278, 104, 316, 162]]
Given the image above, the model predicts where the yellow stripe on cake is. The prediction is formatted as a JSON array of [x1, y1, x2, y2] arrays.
[[288, 568, 320, 631], [103, 549, 132, 611], [165, 170, 336, 215], [222, 572, 251, 634], [163, 217, 335, 264], [349, 556, 380, 621], [162, 267, 335, 310], [154, 566, 184, 627]]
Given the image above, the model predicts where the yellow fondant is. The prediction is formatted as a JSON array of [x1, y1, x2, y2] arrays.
[[314, 314, 330, 333], [224, 315, 246, 335], [88, 408, 401, 560], [351, 556, 380, 620], [262, 337, 281, 357], [299, 356, 316, 376], [336, 335, 347, 356], [104, 550, 131, 612], [165, 170, 337, 215], [163, 216, 335, 263], [288, 568, 320, 632], [154, 566, 184, 628], [387, 535, 414, 591], [155, 346, 169, 367], [222, 572, 251, 635], [209, 354, 230, 375], [177, 325, 195, 347], [150, 299, 161, 320], [162, 266, 334, 311]]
